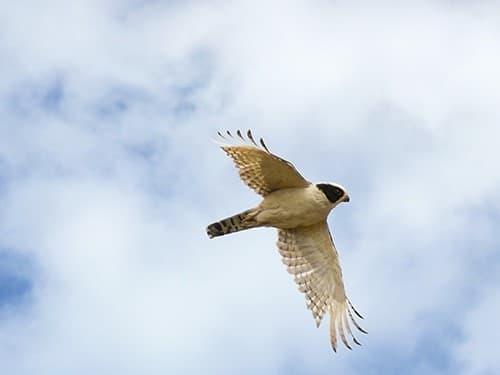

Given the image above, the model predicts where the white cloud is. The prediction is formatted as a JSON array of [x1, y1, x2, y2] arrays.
[[454, 272, 500, 375], [1, 0, 500, 374]]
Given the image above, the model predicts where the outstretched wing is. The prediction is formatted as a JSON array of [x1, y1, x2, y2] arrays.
[[276, 222, 367, 352], [217, 130, 310, 196]]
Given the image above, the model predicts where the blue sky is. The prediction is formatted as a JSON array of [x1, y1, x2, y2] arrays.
[[1, 1, 500, 374]]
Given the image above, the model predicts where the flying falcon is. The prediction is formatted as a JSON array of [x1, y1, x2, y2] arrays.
[[206, 130, 366, 352]]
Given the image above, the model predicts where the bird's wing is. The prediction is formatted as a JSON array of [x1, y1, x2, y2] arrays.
[[277, 222, 367, 352], [217, 130, 310, 196]]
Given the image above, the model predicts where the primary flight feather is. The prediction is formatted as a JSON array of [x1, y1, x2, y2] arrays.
[[206, 130, 366, 352]]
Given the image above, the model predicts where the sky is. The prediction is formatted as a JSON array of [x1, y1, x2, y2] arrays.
[[1, 0, 500, 374]]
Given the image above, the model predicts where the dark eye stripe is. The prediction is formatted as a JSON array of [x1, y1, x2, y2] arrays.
[[315, 183, 345, 204]]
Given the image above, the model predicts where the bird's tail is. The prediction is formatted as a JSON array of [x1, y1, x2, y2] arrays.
[[206, 209, 259, 238]]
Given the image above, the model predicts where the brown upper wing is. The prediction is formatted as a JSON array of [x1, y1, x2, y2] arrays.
[[218, 130, 310, 196], [277, 222, 367, 352]]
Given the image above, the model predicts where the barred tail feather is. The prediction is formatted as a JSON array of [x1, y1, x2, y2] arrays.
[[206, 209, 257, 238]]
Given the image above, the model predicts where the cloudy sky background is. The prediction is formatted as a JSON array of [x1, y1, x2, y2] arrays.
[[1, 1, 500, 374]]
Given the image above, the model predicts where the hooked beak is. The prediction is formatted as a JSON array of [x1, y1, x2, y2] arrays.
[[342, 194, 350, 203]]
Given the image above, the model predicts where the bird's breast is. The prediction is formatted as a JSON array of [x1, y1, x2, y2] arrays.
[[255, 186, 332, 228]]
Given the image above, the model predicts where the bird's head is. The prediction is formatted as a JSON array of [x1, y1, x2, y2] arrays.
[[315, 183, 350, 206]]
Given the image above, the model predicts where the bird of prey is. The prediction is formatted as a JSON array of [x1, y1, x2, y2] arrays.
[[206, 130, 366, 352]]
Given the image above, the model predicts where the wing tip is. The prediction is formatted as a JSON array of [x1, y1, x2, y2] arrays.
[[259, 137, 271, 153], [327, 302, 367, 353], [215, 129, 271, 151], [348, 298, 365, 320]]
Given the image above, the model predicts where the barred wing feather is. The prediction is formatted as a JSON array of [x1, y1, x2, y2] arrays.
[[218, 130, 310, 196], [276, 222, 366, 352]]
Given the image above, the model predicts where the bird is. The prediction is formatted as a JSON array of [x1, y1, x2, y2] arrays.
[[206, 130, 366, 352]]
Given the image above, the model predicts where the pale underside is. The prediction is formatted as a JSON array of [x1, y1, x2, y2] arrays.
[[217, 130, 366, 351]]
